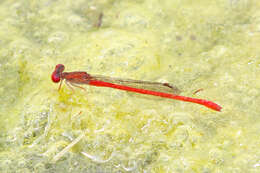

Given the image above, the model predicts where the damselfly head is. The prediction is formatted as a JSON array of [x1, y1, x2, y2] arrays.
[[51, 64, 65, 83], [55, 64, 65, 72], [51, 72, 61, 83]]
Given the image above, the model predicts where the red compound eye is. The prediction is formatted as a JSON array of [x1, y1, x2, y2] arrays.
[[51, 64, 65, 83], [51, 72, 60, 83]]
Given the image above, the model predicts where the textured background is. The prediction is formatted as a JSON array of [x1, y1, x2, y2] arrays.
[[0, 0, 260, 172]]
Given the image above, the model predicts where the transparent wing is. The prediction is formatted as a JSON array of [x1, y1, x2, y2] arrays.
[[91, 75, 181, 94]]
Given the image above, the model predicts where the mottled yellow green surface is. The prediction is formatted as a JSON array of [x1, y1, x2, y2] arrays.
[[1, 0, 260, 172]]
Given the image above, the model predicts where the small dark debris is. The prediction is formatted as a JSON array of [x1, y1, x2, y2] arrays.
[[176, 35, 182, 41], [190, 35, 196, 41]]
